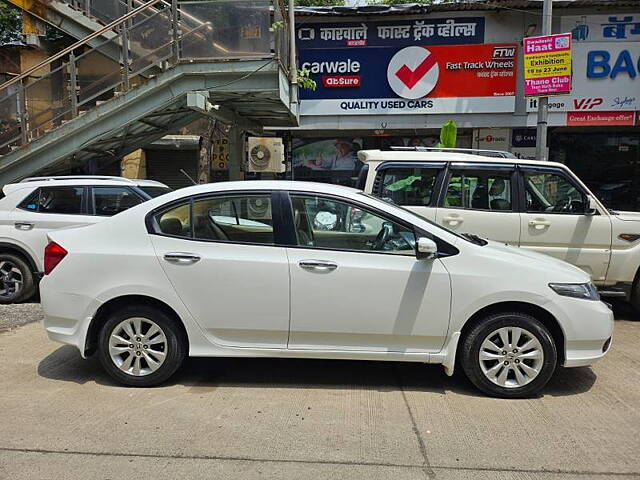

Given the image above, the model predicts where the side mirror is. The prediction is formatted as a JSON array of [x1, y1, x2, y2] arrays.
[[416, 237, 438, 260], [585, 195, 598, 216]]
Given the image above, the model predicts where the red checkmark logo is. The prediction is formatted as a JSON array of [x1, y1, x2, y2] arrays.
[[395, 53, 438, 89]]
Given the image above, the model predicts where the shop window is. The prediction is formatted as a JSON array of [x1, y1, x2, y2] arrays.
[[444, 171, 512, 211], [523, 171, 585, 214], [290, 194, 415, 255], [379, 167, 440, 206]]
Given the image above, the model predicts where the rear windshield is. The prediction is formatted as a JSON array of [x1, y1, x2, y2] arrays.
[[139, 186, 172, 198]]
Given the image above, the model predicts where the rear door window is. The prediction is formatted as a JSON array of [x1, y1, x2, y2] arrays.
[[444, 169, 513, 211], [377, 166, 442, 207], [92, 186, 143, 216]]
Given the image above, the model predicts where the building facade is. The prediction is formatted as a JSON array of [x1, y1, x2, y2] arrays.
[[285, 1, 640, 210]]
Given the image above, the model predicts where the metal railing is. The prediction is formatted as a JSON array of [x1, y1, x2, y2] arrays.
[[0, 0, 290, 155]]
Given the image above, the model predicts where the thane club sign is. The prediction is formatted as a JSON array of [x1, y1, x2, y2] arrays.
[[299, 43, 517, 115]]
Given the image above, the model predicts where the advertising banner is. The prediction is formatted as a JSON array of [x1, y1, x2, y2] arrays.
[[523, 33, 572, 96], [299, 43, 517, 116], [562, 14, 640, 42], [526, 42, 639, 112], [566, 111, 636, 126]]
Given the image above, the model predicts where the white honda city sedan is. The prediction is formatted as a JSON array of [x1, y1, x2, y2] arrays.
[[40, 181, 613, 397]]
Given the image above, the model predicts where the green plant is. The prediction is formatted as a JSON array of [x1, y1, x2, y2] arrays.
[[271, 20, 284, 32], [296, 67, 317, 91], [0, 1, 21, 45], [436, 120, 457, 149]]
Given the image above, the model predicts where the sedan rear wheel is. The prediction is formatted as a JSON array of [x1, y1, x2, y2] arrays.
[[98, 306, 186, 387], [461, 312, 557, 398]]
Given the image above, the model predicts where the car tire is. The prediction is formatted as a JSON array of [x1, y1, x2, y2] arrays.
[[0, 253, 35, 304], [460, 311, 557, 398], [98, 305, 186, 387]]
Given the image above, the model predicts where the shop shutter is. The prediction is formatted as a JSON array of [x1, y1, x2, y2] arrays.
[[145, 149, 198, 189]]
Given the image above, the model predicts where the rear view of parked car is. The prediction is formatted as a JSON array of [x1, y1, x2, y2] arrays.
[[40, 181, 613, 398], [0, 176, 171, 303]]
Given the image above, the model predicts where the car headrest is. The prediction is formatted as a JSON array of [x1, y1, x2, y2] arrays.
[[159, 217, 183, 235]]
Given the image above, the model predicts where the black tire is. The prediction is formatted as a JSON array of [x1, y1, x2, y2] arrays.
[[460, 311, 557, 398], [98, 305, 187, 387], [0, 253, 36, 304]]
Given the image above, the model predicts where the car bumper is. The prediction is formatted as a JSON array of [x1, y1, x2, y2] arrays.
[[554, 299, 614, 368]]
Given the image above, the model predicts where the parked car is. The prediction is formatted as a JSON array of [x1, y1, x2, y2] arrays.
[[0, 176, 171, 303], [40, 181, 613, 398], [358, 148, 640, 310]]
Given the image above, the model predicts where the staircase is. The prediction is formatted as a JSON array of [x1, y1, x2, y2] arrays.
[[0, 0, 297, 184]]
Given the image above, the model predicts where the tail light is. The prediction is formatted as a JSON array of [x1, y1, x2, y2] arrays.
[[44, 241, 68, 275]]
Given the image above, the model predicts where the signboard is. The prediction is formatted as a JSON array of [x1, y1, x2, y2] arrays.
[[562, 14, 640, 42], [474, 128, 510, 151], [523, 33, 572, 96], [566, 111, 636, 126], [299, 43, 517, 116], [526, 42, 639, 112], [511, 128, 537, 148], [211, 138, 229, 171], [297, 17, 484, 49]]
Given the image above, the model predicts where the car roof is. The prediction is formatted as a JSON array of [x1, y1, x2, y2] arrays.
[[2, 176, 169, 196], [357, 150, 568, 169]]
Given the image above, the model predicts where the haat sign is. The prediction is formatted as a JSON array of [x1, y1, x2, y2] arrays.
[[523, 33, 572, 96], [299, 43, 517, 116]]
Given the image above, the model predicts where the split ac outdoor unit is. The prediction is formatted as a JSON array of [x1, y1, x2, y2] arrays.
[[245, 137, 285, 173]]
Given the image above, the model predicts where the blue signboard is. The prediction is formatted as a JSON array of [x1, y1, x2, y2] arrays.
[[297, 17, 485, 49]]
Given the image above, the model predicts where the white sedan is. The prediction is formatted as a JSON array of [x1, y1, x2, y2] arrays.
[[40, 181, 613, 398]]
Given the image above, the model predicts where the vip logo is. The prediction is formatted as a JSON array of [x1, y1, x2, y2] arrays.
[[387, 46, 439, 100], [573, 98, 604, 110], [493, 47, 516, 59]]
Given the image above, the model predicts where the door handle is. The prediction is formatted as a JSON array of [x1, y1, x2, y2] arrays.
[[528, 219, 551, 230], [442, 215, 463, 226], [299, 260, 338, 271], [14, 222, 34, 231], [163, 252, 201, 264]]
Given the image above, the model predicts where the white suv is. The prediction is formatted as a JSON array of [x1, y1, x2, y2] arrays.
[[358, 148, 640, 310], [0, 176, 171, 303]]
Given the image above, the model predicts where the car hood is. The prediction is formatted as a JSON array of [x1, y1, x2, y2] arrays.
[[612, 211, 640, 222], [480, 239, 591, 283]]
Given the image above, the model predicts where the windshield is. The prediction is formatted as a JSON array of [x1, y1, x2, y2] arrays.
[[357, 191, 477, 244], [139, 186, 172, 198]]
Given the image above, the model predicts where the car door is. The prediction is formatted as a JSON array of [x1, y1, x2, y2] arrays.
[[285, 192, 451, 353], [371, 163, 445, 221], [435, 163, 521, 245], [519, 167, 612, 282], [149, 192, 290, 349], [9, 186, 98, 269]]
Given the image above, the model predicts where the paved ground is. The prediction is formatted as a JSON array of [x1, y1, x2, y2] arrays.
[[0, 303, 639, 479]]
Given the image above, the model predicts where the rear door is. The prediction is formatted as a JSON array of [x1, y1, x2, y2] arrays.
[[371, 162, 445, 221], [435, 163, 521, 245], [518, 167, 612, 282], [149, 191, 290, 348], [9, 186, 98, 270]]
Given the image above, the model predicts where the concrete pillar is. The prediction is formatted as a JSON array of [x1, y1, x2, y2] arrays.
[[228, 125, 244, 181], [121, 149, 146, 179]]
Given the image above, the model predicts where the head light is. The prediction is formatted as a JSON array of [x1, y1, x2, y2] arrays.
[[549, 282, 600, 301]]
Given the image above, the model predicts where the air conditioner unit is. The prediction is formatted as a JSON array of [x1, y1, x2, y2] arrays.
[[247, 196, 271, 219], [245, 137, 285, 173]]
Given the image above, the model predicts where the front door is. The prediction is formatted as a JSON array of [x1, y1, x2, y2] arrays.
[[150, 192, 290, 348], [519, 168, 612, 282], [435, 164, 521, 245], [286, 193, 451, 353]]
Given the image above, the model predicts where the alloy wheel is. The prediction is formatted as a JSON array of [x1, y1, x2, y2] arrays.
[[0, 260, 23, 298], [478, 326, 544, 388], [109, 317, 168, 377]]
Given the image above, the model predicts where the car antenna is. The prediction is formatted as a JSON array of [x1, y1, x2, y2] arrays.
[[180, 169, 197, 185]]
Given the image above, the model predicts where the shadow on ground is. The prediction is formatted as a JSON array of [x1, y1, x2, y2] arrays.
[[38, 344, 596, 398]]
